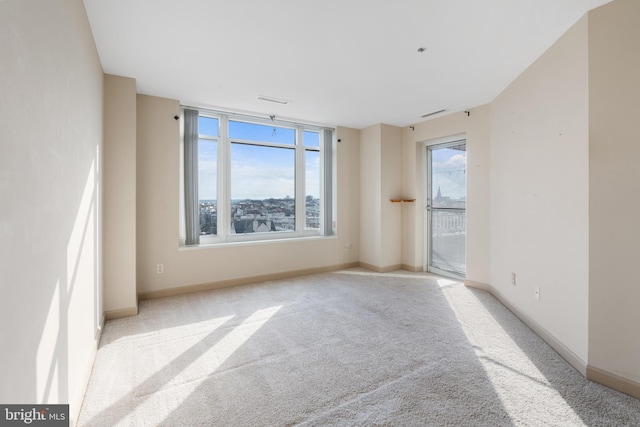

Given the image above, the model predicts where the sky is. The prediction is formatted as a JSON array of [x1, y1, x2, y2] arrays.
[[197, 117, 320, 201], [199, 117, 463, 202], [431, 146, 466, 201]]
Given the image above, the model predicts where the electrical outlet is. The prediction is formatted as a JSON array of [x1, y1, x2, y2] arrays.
[[535, 286, 540, 301], [157, 264, 164, 274], [511, 272, 516, 286]]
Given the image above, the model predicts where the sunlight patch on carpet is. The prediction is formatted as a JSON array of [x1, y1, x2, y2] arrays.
[[442, 285, 584, 425], [111, 315, 236, 346], [202, 306, 282, 368], [152, 305, 282, 424], [334, 269, 442, 281], [436, 278, 458, 288]]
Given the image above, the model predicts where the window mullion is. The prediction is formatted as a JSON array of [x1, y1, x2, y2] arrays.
[[319, 131, 326, 235], [228, 139, 293, 150], [321, 129, 334, 236], [295, 126, 305, 234], [218, 115, 231, 239]]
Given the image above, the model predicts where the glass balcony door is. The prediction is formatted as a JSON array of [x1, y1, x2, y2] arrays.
[[426, 140, 466, 278]]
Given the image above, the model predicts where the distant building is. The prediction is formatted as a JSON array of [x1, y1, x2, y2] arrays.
[[433, 186, 465, 208], [232, 219, 277, 234]]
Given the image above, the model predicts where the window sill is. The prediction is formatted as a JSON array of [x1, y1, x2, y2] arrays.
[[178, 234, 337, 251]]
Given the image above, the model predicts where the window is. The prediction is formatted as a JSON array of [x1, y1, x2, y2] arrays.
[[180, 108, 334, 246]]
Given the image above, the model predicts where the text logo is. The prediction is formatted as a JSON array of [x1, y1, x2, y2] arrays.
[[1, 405, 68, 426]]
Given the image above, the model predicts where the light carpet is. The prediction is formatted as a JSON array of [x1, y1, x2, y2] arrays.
[[78, 269, 640, 426]]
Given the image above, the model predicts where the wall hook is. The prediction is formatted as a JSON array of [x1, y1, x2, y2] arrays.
[[269, 115, 277, 136]]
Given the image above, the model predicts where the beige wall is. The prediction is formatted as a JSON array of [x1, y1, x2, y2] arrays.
[[359, 125, 382, 267], [491, 15, 590, 363], [136, 95, 360, 294], [380, 125, 403, 269], [399, 1, 640, 396], [0, 0, 104, 422], [336, 126, 361, 260], [588, 0, 640, 385], [359, 124, 402, 271], [136, 95, 181, 291], [401, 107, 491, 281], [103, 74, 137, 316]]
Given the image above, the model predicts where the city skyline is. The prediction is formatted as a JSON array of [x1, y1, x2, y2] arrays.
[[199, 195, 320, 235]]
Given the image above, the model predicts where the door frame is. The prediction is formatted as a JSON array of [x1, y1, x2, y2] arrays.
[[423, 135, 467, 279]]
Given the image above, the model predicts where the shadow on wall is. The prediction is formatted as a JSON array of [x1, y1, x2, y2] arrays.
[[38, 148, 102, 405], [2, 146, 102, 409], [0, 0, 104, 416]]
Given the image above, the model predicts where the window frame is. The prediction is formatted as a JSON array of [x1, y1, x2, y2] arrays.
[[180, 107, 334, 247]]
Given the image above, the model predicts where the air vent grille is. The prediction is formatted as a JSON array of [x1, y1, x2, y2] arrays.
[[420, 109, 446, 118]]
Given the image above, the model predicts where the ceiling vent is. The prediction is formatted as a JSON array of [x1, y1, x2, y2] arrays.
[[420, 109, 446, 118], [257, 95, 290, 105]]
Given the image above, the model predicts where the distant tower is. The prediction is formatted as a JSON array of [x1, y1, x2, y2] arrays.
[[436, 186, 442, 199]]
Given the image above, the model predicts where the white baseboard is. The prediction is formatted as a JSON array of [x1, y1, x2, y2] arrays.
[[401, 264, 423, 272], [587, 365, 640, 399], [464, 280, 640, 400], [70, 313, 105, 426], [358, 262, 403, 273], [138, 262, 360, 300], [464, 280, 587, 376], [104, 305, 138, 320]]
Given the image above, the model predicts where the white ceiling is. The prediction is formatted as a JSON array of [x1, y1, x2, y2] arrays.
[[83, 0, 611, 129]]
